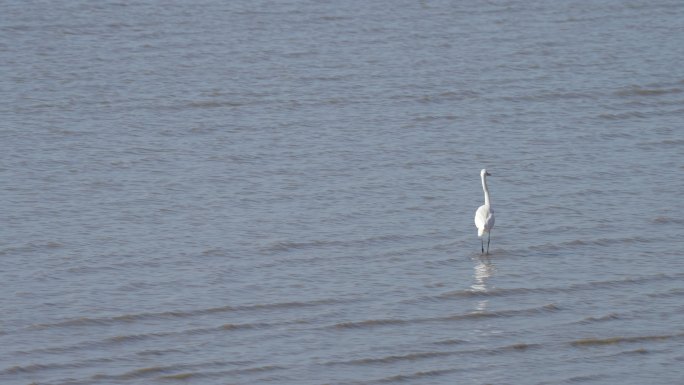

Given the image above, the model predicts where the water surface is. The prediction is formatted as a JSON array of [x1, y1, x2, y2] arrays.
[[2, 1, 684, 384]]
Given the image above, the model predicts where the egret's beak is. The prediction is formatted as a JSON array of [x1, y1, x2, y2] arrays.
[[486, 172, 492, 176]]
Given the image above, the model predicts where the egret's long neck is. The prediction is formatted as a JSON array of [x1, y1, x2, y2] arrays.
[[481, 175, 491, 207]]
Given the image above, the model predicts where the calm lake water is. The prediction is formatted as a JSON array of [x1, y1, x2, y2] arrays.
[[2, 0, 684, 384]]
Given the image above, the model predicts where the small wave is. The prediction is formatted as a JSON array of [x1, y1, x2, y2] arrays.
[[499, 343, 541, 352], [502, 90, 596, 102], [563, 374, 611, 383], [412, 273, 683, 305], [660, 139, 684, 146], [598, 111, 647, 120], [93, 366, 174, 381], [158, 365, 284, 381], [564, 274, 682, 294], [159, 372, 197, 380], [647, 288, 684, 298], [334, 318, 409, 329], [0, 357, 114, 375], [92, 359, 257, 381], [406, 90, 480, 105], [564, 188, 606, 197], [433, 338, 467, 345], [233, 298, 346, 312], [261, 239, 347, 253], [325, 341, 541, 370], [638, 139, 684, 149], [336, 351, 453, 365], [433, 286, 533, 300], [531, 235, 654, 250], [652, 216, 684, 224], [438, 90, 480, 100], [184, 100, 244, 109], [110, 318, 306, 344], [612, 348, 649, 356], [331, 304, 559, 330], [577, 313, 621, 324], [299, 74, 354, 82], [221, 322, 271, 330], [30, 298, 343, 329], [593, 236, 652, 246], [375, 368, 462, 383], [570, 332, 684, 347], [615, 86, 682, 97], [319, 15, 352, 21], [413, 115, 460, 122], [0, 241, 64, 256], [1, 363, 60, 375], [125, 366, 171, 377], [261, 234, 411, 254], [29, 315, 138, 329], [21, 318, 305, 356], [135, 348, 188, 356], [200, 247, 230, 256], [106, 332, 170, 344]]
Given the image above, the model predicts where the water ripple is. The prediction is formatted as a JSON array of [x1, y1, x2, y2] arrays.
[[330, 304, 559, 330], [570, 332, 684, 347], [29, 297, 347, 329]]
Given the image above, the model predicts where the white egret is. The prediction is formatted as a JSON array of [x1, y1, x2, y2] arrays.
[[474, 169, 495, 254]]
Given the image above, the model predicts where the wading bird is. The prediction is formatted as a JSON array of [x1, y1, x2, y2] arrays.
[[474, 169, 495, 254]]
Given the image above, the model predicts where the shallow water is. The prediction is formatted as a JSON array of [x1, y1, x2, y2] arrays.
[[2, 0, 684, 384]]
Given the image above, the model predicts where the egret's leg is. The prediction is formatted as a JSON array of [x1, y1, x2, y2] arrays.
[[486, 232, 491, 255], [481, 238, 484, 254]]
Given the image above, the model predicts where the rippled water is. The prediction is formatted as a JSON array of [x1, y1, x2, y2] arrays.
[[3, 0, 684, 384]]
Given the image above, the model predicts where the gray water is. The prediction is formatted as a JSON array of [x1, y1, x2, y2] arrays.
[[2, 1, 684, 384]]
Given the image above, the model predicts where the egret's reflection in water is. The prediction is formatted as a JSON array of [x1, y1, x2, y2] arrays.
[[471, 256, 494, 312]]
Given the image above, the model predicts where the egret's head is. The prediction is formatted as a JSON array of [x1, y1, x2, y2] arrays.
[[480, 169, 491, 177]]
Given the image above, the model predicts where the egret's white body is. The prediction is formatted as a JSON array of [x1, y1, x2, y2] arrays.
[[474, 169, 495, 254]]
